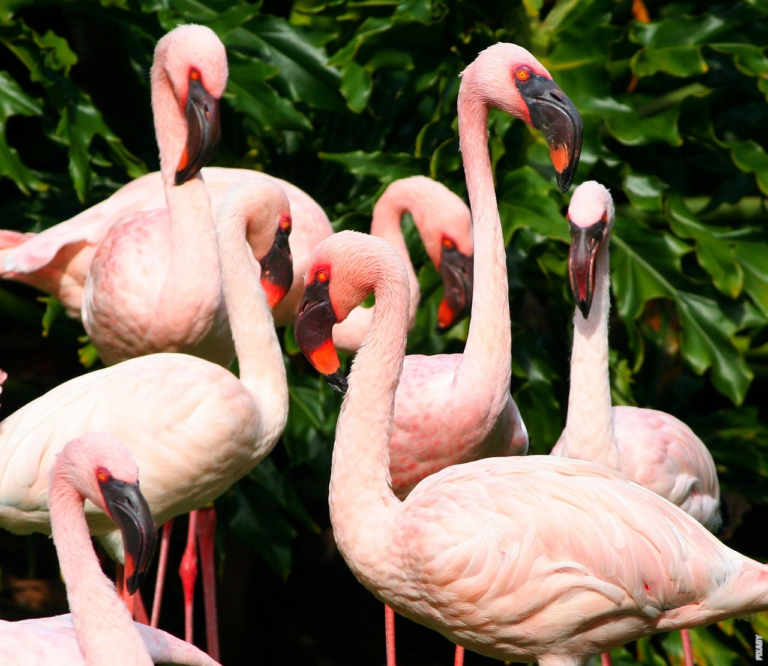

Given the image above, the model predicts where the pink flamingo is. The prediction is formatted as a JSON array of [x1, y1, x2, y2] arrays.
[[0, 432, 219, 665], [294, 229, 768, 665], [0, 43, 327, 344], [331, 175, 474, 351], [550, 181, 720, 666], [296, 41, 582, 666], [0, 177, 291, 659]]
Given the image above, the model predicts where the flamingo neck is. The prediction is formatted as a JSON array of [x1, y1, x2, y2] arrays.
[[48, 464, 150, 664], [369, 186, 423, 318], [215, 206, 288, 444], [561, 240, 619, 466], [330, 270, 408, 588], [453, 85, 512, 414], [157, 177, 225, 338], [333, 188, 424, 351], [151, 58, 185, 189]]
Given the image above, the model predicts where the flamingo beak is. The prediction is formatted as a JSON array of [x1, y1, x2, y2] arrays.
[[519, 76, 583, 192], [260, 227, 293, 308], [295, 280, 348, 394], [175, 78, 221, 185], [100, 477, 157, 595], [568, 220, 605, 318], [437, 248, 474, 332]]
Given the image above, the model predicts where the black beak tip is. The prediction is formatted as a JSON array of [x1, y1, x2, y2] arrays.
[[577, 298, 591, 318], [325, 369, 348, 395], [557, 167, 576, 193]]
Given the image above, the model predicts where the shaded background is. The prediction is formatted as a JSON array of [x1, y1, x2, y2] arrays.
[[1, 0, 768, 663]]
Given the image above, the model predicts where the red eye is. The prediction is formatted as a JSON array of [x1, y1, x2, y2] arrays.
[[515, 68, 531, 82], [96, 467, 110, 483], [190, 68, 200, 82], [316, 269, 329, 283], [442, 237, 455, 250], [280, 217, 292, 232]]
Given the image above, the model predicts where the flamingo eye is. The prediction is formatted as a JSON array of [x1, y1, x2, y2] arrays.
[[96, 468, 110, 483], [280, 216, 292, 232], [316, 269, 329, 283], [190, 68, 200, 82], [515, 68, 531, 82], [601, 212, 609, 223], [442, 237, 455, 250]]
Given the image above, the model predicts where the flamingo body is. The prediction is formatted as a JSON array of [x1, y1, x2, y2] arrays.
[[389, 354, 527, 497], [0, 353, 259, 551], [381, 455, 761, 664], [0, 177, 290, 563], [552, 406, 719, 529], [0, 617, 218, 666]]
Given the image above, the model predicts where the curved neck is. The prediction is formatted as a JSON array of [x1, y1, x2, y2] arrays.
[[561, 240, 618, 466], [49, 465, 150, 664], [369, 188, 422, 319], [452, 85, 511, 413], [157, 176, 222, 324], [215, 208, 288, 442], [330, 271, 408, 584]]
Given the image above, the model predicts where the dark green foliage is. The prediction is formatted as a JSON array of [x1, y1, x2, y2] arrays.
[[2, 0, 768, 662]]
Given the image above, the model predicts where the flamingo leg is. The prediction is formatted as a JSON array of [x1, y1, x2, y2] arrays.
[[681, 628, 693, 666], [601, 652, 612, 666], [454, 645, 465, 666], [195, 505, 219, 661], [133, 589, 149, 625], [385, 603, 396, 666], [151, 520, 174, 628], [179, 511, 199, 644]]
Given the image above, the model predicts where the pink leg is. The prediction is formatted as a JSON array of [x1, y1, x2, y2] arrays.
[[179, 511, 199, 645], [385, 603, 396, 666], [151, 520, 174, 628], [681, 628, 693, 666], [601, 652, 612, 666], [133, 589, 149, 625], [196, 506, 219, 661], [454, 645, 465, 666]]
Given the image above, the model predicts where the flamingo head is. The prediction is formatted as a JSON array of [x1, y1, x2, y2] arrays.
[[55, 433, 157, 595], [567, 181, 615, 318], [436, 235, 474, 332], [461, 43, 583, 191], [295, 231, 409, 394], [217, 177, 294, 309], [152, 25, 228, 185], [372, 176, 474, 332]]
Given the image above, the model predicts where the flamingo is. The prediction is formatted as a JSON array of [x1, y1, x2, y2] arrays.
[[0, 432, 221, 666], [294, 228, 768, 665], [295, 41, 582, 666], [550, 181, 720, 666], [0, 176, 291, 659], [331, 175, 474, 351], [0, 37, 328, 350]]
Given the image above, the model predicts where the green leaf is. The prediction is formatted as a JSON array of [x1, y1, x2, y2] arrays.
[[725, 140, 768, 196], [623, 173, 668, 212], [0, 70, 43, 119], [612, 218, 753, 404], [339, 60, 372, 113], [497, 166, 566, 245], [319, 150, 426, 182], [38, 296, 63, 338], [666, 194, 743, 299], [631, 44, 708, 78]]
